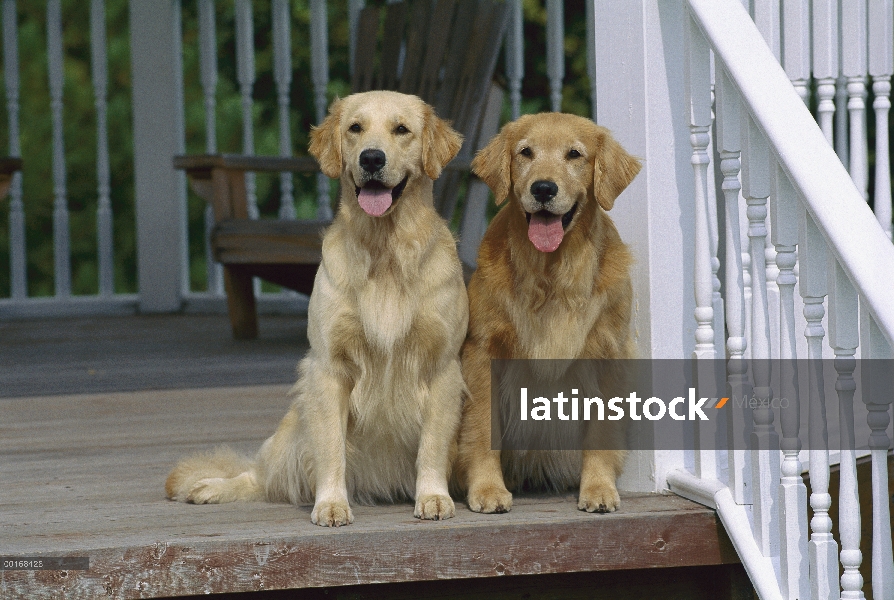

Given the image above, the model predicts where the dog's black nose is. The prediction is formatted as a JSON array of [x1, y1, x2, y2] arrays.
[[531, 180, 559, 203], [359, 149, 387, 174]]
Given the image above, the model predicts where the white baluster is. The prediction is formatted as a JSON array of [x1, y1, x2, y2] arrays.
[[859, 310, 894, 600], [506, 0, 524, 120], [545, 0, 563, 112], [272, 0, 295, 221], [752, 0, 780, 60], [173, 0, 188, 298], [800, 209, 837, 600], [836, 73, 850, 168], [585, 0, 597, 119], [91, 0, 113, 297], [842, 0, 869, 201], [829, 260, 864, 599], [812, 0, 838, 145], [3, 0, 26, 300], [783, 0, 810, 105], [310, 0, 331, 220], [235, 0, 258, 219], [47, 0, 70, 297], [707, 63, 724, 357], [716, 67, 752, 505], [685, 16, 719, 480], [742, 115, 779, 558], [771, 165, 808, 600], [869, 0, 893, 239], [198, 0, 223, 296]]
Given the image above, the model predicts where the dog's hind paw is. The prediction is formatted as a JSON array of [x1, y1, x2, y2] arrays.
[[311, 500, 354, 527], [578, 484, 620, 513], [467, 484, 513, 514], [414, 494, 455, 520], [186, 478, 230, 504]]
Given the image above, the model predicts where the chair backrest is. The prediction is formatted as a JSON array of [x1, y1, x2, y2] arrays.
[[350, 0, 509, 222]]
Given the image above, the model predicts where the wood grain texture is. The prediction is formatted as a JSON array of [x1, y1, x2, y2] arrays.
[[1, 331, 738, 599], [212, 219, 327, 265]]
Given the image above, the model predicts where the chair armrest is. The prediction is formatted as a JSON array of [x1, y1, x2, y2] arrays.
[[173, 153, 320, 174]]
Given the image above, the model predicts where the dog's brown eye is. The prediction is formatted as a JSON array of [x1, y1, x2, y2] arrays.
[[520, 147, 532, 157], [394, 124, 410, 135], [567, 149, 582, 159], [349, 123, 362, 133]]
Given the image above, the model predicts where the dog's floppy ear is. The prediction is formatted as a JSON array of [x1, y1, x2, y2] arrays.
[[422, 107, 464, 179], [593, 128, 641, 211], [309, 97, 344, 179], [471, 126, 512, 205]]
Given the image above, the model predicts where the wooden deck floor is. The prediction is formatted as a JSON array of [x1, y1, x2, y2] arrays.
[[0, 315, 740, 599]]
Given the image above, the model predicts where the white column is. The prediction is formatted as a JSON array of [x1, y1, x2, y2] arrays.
[[198, 0, 223, 296], [310, 0, 332, 220], [272, 0, 295, 221], [91, 0, 113, 297], [842, 0, 869, 201], [859, 311, 894, 600], [235, 0, 257, 218], [545, 0, 564, 112], [585, 0, 597, 118], [869, 0, 893, 239], [741, 115, 778, 559], [812, 0, 838, 146], [715, 67, 752, 506], [782, 0, 810, 104], [506, 0, 524, 120], [829, 260, 864, 600], [771, 165, 808, 600], [129, 0, 186, 312], [800, 209, 837, 600], [47, 0, 70, 298], [595, 0, 693, 491], [3, 0, 26, 300]]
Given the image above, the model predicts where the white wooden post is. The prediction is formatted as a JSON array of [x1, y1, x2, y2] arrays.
[[545, 0, 564, 112], [272, 0, 295, 221], [715, 67, 752, 506], [800, 209, 837, 600], [813, 0, 838, 145], [869, 0, 893, 239], [310, 0, 332, 220], [829, 260, 864, 599], [47, 0, 70, 298], [771, 164, 808, 600], [129, 0, 186, 312], [235, 0, 258, 219], [859, 310, 894, 600], [595, 0, 693, 492], [585, 0, 597, 118], [91, 0, 113, 297], [842, 0, 869, 201], [3, 0, 26, 301], [782, 0, 810, 104]]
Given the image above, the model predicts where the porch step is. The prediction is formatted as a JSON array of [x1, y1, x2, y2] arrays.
[[2, 383, 741, 599]]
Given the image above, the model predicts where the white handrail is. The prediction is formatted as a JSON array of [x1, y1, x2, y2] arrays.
[[687, 0, 894, 348]]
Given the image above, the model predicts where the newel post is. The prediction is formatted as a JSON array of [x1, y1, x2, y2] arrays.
[[593, 0, 695, 491], [129, 0, 187, 312]]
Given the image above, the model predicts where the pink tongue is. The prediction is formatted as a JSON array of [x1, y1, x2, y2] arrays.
[[528, 212, 564, 252], [357, 186, 393, 216]]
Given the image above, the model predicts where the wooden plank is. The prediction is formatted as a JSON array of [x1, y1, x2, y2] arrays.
[[173, 154, 319, 174], [377, 3, 406, 91], [397, 0, 432, 94], [352, 5, 381, 92], [211, 219, 327, 265]]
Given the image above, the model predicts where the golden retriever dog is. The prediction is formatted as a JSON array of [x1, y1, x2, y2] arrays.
[[166, 91, 468, 527], [455, 112, 640, 514]]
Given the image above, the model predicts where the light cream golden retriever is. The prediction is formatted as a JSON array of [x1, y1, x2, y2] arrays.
[[455, 112, 640, 514], [166, 91, 468, 527]]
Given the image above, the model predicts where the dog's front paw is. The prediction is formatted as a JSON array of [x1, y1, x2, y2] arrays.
[[578, 483, 620, 513], [467, 484, 513, 514], [311, 500, 354, 527], [186, 478, 228, 504], [414, 494, 455, 520]]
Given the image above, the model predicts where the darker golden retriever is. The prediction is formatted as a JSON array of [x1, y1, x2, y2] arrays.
[[455, 112, 640, 514]]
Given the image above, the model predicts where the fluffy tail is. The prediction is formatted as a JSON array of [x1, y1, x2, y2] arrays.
[[165, 446, 263, 504]]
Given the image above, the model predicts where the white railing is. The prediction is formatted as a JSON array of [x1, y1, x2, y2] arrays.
[[0, 0, 576, 318], [669, 0, 894, 598]]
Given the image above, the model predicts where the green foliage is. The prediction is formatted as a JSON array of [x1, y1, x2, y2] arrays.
[[0, 0, 591, 298]]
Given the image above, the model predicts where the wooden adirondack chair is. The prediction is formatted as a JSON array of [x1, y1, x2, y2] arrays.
[[176, 0, 508, 339], [0, 157, 22, 200]]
